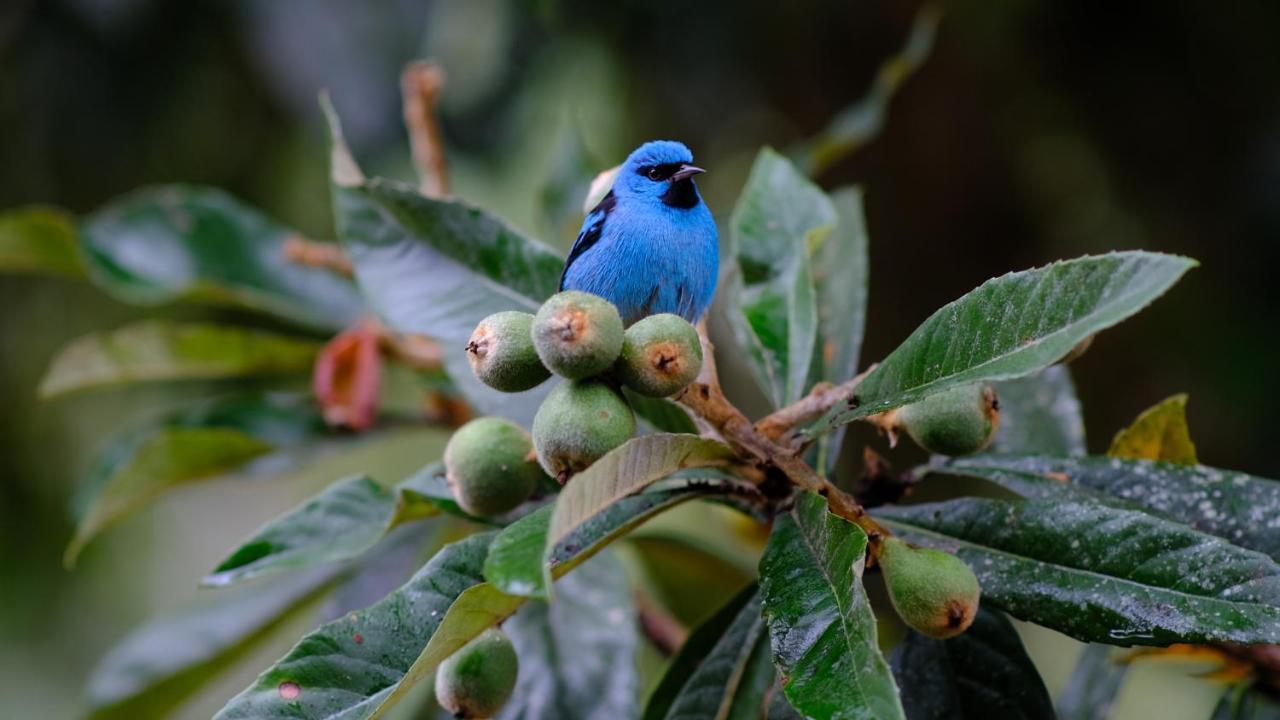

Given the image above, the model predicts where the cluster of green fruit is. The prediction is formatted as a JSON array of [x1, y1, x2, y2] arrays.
[[458, 290, 702, 491]]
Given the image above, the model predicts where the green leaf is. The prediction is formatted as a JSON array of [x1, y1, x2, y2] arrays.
[[324, 98, 561, 423], [795, 3, 941, 175], [0, 205, 84, 276], [1056, 644, 1128, 720], [647, 586, 774, 720], [89, 570, 338, 719], [486, 470, 743, 598], [726, 148, 833, 407], [625, 387, 699, 434], [759, 491, 905, 720], [544, 434, 736, 590], [891, 607, 1054, 720], [808, 252, 1197, 435], [1108, 393, 1198, 464], [877, 497, 1280, 645], [38, 320, 320, 398], [935, 455, 1280, 560], [204, 475, 433, 587], [66, 392, 328, 566], [814, 187, 870, 387], [214, 531, 496, 720], [80, 185, 363, 331], [990, 365, 1086, 456], [499, 552, 640, 720], [643, 585, 758, 720]]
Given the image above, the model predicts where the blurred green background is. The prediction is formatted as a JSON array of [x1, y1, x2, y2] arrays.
[[2, 0, 1277, 717]]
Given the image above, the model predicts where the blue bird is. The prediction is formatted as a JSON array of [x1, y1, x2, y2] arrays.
[[560, 140, 719, 327]]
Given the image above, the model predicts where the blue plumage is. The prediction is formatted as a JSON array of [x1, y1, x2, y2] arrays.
[[560, 140, 719, 327]]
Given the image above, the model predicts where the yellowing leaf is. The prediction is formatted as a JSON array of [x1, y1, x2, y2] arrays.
[[1108, 393, 1198, 465]]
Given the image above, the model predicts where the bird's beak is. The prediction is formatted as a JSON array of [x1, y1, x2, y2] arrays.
[[671, 164, 705, 182]]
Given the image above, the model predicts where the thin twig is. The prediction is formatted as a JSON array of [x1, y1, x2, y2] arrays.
[[635, 592, 688, 656], [282, 235, 353, 277], [755, 363, 876, 442], [400, 60, 450, 198], [675, 324, 890, 548]]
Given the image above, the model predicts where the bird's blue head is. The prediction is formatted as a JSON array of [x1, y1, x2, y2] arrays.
[[614, 140, 705, 209]]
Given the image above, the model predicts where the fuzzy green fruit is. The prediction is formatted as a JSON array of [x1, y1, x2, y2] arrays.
[[466, 311, 551, 392], [615, 313, 703, 397], [532, 379, 635, 480], [880, 536, 981, 639], [531, 291, 624, 379], [896, 382, 1000, 456], [444, 417, 543, 516], [434, 627, 518, 719]]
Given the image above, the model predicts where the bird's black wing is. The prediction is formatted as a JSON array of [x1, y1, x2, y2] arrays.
[[560, 190, 616, 291]]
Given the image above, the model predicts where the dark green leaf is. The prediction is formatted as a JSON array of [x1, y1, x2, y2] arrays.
[[66, 393, 329, 566], [759, 491, 905, 720], [214, 531, 495, 720], [937, 455, 1280, 560], [625, 388, 699, 434], [648, 586, 773, 720], [643, 585, 758, 720], [498, 552, 639, 720], [1056, 644, 1128, 720], [39, 320, 319, 398], [877, 497, 1280, 645], [726, 148, 832, 407], [88, 569, 337, 720], [325, 99, 561, 422], [81, 185, 362, 331], [990, 365, 1086, 456], [891, 607, 1054, 720], [204, 475, 436, 587], [486, 470, 745, 598], [0, 204, 84, 276], [544, 434, 735, 589], [809, 252, 1196, 435]]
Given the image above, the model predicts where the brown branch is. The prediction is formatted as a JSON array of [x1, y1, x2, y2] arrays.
[[675, 324, 890, 548], [282, 235, 353, 277], [374, 327, 443, 371], [400, 60, 450, 198], [755, 363, 877, 442], [635, 593, 688, 657]]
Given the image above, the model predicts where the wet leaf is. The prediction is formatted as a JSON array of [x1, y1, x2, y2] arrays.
[[726, 148, 833, 407], [809, 252, 1197, 436], [877, 496, 1280, 645], [645, 585, 774, 720], [891, 607, 1054, 720], [544, 435, 735, 590], [88, 569, 338, 720], [1056, 644, 1128, 720], [1108, 393, 1198, 464], [759, 491, 905, 720], [39, 321, 319, 398], [498, 552, 639, 720], [66, 393, 329, 566], [990, 365, 1086, 456], [324, 98, 560, 423], [0, 204, 83, 276], [214, 531, 495, 720], [486, 470, 744, 598], [80, 185, 362, 331], [936, 455, 1280, 560]]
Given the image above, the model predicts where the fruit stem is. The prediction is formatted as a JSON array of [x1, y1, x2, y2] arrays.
[[675, 323, 890, 547], [400, 60, 451, 198]]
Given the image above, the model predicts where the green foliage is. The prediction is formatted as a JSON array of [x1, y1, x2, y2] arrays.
[[29, 75, 1240, 720]]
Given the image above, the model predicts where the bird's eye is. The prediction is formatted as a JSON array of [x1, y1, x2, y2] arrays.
[[646, 167, 663, 181]]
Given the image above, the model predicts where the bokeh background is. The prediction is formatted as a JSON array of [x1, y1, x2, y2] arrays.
[[2, 0, 1278, 717]]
